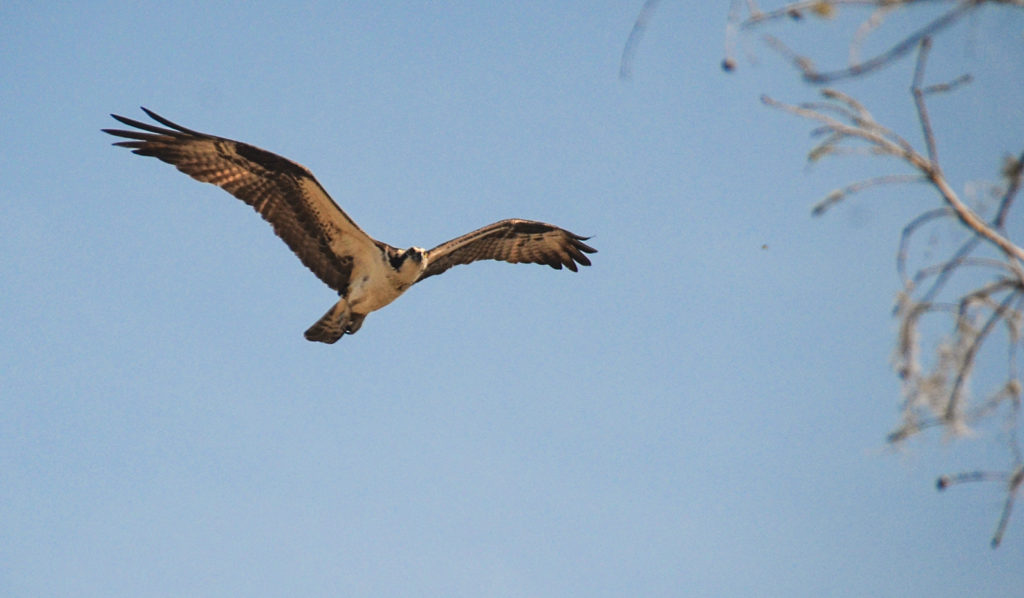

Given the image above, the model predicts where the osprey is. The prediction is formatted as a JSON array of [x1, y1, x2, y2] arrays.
[[104, 108, 595, 343]]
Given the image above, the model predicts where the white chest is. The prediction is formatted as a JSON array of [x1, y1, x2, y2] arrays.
[[344, 252, 421, 313]]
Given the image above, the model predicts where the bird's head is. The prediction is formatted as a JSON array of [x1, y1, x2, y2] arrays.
[[388, 246, 428, 283], [404, 247, 426, 264]]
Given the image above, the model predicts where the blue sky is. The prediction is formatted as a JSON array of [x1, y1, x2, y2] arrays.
[[3, 2, 1023, 596]]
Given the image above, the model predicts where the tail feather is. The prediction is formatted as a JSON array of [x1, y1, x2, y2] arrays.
[[304, 300, 367, 343], [305, 301, 348, 343]]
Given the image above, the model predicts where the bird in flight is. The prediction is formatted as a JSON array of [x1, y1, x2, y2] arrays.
[[103, 108, 596, 343]]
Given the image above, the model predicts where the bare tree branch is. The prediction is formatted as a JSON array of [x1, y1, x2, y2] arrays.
[[812, 174, 925, 216], [617, 0, 1024, 547], [726, 1, 1014, 84], [911, 37, 941, 167], [711, 0, 1024, 546]]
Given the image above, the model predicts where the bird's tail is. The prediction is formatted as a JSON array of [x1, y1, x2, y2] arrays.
[[304, 300, 366, 343]]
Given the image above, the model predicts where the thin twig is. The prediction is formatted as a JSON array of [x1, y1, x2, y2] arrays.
[[914, 257, 1018, 286], [919, 237, 983, 305], [851, 4, 899, 66], [620, 0, 661, 80], [938, 470, 1008, 489], [912, 38, 941, 169], [754, 1, 981, 84], [992, 465, 1024, 547], [946, 283, 1022, 422], [897, 208, 955, 286], [741, 0, 886, 28], [994, 151, 1024, 230], [923, 74, 973, 95], [812, 174, 924, 216]]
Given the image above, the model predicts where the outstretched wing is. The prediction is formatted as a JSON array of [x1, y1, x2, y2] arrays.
[[417, 219, 596, 283], [103, 107, 378, 294]]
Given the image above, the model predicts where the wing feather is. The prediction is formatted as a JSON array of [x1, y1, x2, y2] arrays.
[[417, 219, 596, 283], [103, 107, 378, 293]]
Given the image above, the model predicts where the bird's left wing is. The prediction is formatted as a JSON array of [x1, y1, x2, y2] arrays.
[[416, 219, 595, 283]]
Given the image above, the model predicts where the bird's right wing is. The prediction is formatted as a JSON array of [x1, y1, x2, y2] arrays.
[[104, 108, 380, 294]]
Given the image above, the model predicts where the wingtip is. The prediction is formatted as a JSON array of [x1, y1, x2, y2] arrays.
[[567, 230, 597, 251], [574, 238, 597, 256], [139, 106, 182, 130]]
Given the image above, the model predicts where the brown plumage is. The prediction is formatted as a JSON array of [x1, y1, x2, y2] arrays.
[[104, 108, 596, 342], [419, 219, 595, 280]]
